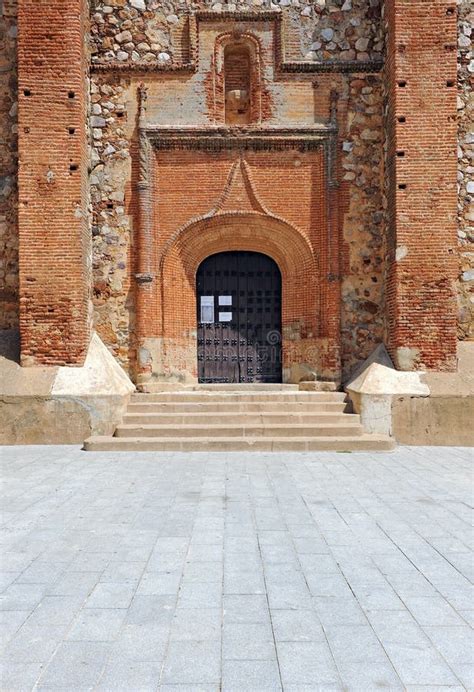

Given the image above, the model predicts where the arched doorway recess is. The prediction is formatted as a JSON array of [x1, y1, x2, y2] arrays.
[[150, 212, 338, 385], [197, 251, 282, 383]]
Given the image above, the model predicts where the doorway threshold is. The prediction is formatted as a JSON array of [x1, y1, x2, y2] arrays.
[[138, 382, 298, 393]]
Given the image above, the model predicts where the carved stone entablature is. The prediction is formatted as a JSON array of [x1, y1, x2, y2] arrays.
[[144, 127, 339, 187], [146, 126, 336, 150]]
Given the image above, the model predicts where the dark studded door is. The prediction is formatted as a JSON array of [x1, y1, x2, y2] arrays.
[[197, 251, 282, 383]]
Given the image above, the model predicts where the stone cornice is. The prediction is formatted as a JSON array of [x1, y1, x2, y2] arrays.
[[91, 62, 195, 74], [281, 60, 383, 74], [194, 10, 281, 22], [91, 59, 382, 75], [144, 126, 337, 152]]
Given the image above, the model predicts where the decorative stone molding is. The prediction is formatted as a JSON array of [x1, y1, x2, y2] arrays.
[[136, 83, 152, 283], [146, 126, 335, 147], [281, 60, 383, 74], [134, 83, 154, 383], [145, 128, 338, 189]]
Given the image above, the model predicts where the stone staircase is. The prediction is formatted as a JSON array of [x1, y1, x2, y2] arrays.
[[84, 385, 394, 452]]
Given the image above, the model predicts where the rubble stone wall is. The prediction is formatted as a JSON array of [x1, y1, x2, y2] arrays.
[[0, 0, 18, 330], [90, 75, 135, 371], [340, 73, 385, 379], [89, 0, 384, 67], [457, 0, 474, 340]]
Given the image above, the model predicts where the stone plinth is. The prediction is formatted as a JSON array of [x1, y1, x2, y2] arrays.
[[0, 332, 134, 444]]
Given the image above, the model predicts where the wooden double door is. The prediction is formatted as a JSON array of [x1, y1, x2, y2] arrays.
[[197, 251, 282, 383]]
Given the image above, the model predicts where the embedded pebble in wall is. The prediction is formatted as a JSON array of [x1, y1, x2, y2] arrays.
[[355, 37, 370, 52], [91, 116, 107, 127], [321, 28, 334, 42], [116, 30, 133, 43]]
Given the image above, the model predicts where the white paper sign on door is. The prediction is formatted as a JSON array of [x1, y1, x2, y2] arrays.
[[200, 296, 214, 323]]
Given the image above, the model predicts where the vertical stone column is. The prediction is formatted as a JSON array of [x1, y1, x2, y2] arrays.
[[321, 91, 342, 380], [135, 84, 154, 386], [384, 0, 458, 371], [17, 0, 90, 366]]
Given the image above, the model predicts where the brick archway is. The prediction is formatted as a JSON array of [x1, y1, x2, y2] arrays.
[[151, 212, 328, 383]]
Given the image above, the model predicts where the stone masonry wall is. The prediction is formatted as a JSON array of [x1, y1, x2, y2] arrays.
[[457, 0, 474, 340], [340, 73, 385, 379], [90, 76, 135, 370], [90, 0, 384, 66], [0, 0, 18, 330]]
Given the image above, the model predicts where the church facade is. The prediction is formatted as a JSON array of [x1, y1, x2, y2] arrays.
[[0, 0, 472, 445]]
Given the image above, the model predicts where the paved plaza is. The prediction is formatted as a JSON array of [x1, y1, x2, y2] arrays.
[[0, 445, 473, 691]]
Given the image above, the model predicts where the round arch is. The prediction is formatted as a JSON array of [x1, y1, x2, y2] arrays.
[[160, 211, 318, 283], [196, 250, 282, 383], [154, 212, 321, 382]]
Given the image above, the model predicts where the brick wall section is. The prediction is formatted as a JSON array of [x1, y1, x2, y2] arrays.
[[384, 0, 458, 371], [17, 0, 91, 365], [148, 148, 340, 381]]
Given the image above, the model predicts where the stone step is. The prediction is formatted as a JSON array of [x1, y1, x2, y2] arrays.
[[84, 435, 395, 452], [127, 401, 351, 414], [123, 411, 360, 425], [131, 391, 347, 404], [140, 383, 301, 392], [114, 422, 363, 438]]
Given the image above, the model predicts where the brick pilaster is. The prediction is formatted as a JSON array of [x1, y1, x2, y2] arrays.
[[384, 0, 458, 371], [17, 0, 91, 366]]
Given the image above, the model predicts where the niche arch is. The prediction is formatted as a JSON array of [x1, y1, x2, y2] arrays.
[[212, 32, 263, 124]]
